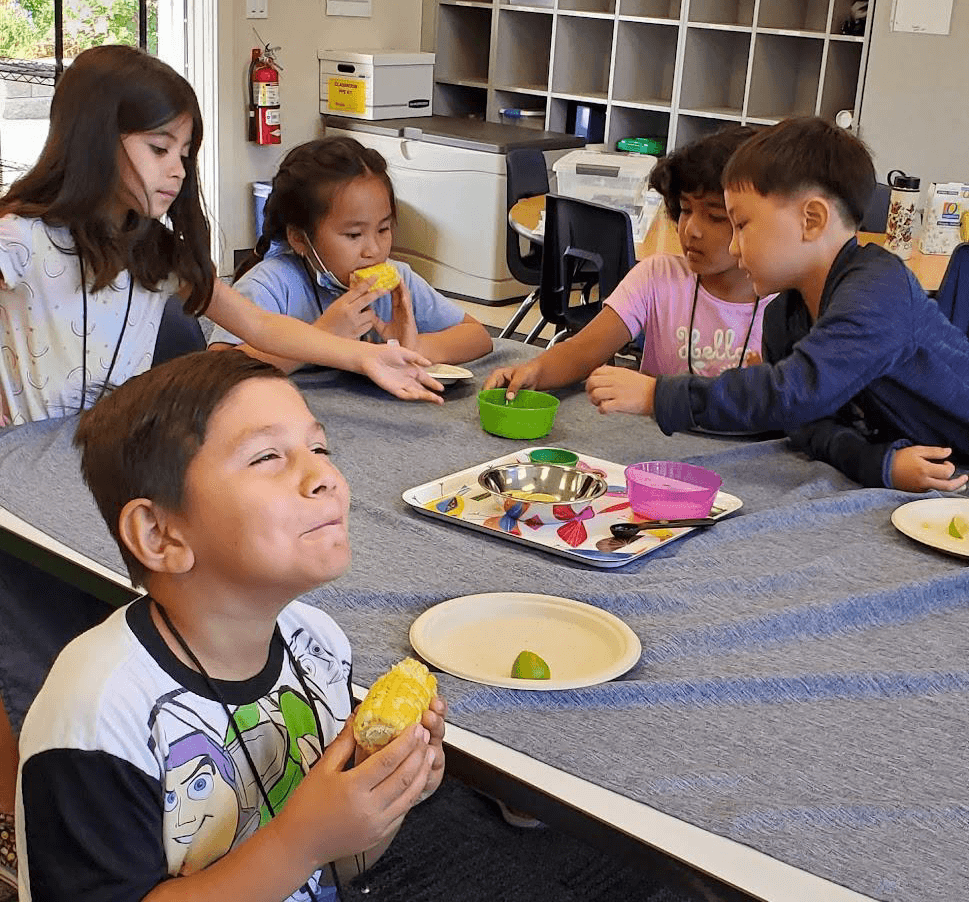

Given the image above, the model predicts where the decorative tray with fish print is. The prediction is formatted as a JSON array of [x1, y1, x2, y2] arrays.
[[402, 448, 742, 569]]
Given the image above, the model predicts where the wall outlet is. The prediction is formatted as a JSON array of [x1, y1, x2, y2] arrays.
[[246, 0, 267, 18]]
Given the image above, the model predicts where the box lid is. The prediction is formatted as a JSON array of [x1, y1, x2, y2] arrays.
[[318, 49, 435, 66], [553, 149, 657, 177]]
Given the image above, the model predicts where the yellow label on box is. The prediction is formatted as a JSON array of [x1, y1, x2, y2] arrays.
[[327, 77, 366, 114]]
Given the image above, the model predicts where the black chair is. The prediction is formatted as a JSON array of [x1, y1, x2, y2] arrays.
[[151, 295, 206, 367], [498, 148, 549, 339], [934, 242, 969, 336], [860, 182, 890, 232], [533, 193, 636, 346]]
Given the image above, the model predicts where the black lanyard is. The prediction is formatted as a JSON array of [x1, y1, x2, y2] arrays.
[[153, 600, 338, 901], [78, 250, 134, 413], [686, 274, 760, 375]]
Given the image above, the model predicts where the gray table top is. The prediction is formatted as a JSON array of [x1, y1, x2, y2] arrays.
[[0, 339, 966, 902]]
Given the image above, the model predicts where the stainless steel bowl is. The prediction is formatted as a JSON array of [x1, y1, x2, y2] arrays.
[[477, 463, 607, 515]]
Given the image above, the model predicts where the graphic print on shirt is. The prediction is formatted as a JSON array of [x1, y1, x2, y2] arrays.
[[675, 325, 752, 375], [290, 626, 353, 722], [150, 693, 247, 877]]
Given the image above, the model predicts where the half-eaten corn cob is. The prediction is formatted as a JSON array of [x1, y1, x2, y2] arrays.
[[350, 262, 400, 293], [353, 657, 437, 752]]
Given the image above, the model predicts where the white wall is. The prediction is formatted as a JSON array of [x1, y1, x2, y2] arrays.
[[214, 0, 423, 273], [859, 1, 969, 187]]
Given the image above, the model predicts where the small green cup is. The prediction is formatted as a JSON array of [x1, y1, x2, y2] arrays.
[[528, 447, 579, 467], [477, 389, 559, 440]]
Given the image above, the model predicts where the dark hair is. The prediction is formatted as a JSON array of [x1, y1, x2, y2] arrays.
[[0, 45, 214, 315], [721, 116, 875, 228], [74, 350, 286, 585], [234, 136, 397, 282], [649, 125, 758, 221]]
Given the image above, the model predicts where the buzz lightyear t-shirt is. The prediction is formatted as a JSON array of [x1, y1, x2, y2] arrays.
[[16, 598, 352, 902]]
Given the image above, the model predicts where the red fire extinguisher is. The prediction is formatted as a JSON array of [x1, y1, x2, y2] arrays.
[[248, 45, 281, 145]]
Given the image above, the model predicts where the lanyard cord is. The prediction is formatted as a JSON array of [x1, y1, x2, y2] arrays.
[[78, 250, 135, 413], [153, 600, 336, 901], [686, 274, 760, 376]]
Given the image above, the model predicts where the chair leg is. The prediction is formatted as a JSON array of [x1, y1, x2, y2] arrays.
[[498, 289, 539, 339], [546, 329, 569, 347], [523, 316, 549, 346]]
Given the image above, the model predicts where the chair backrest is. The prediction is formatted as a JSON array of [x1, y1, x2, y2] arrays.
[[151, 295, 206, 367], [860, 182, 890, 232], [505, 147, 550, 287], [538, 193, 636, 329], [934, 242, 969, 337]]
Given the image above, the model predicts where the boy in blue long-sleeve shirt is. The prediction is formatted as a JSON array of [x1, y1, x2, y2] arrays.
[[587, 116, 969, 492]]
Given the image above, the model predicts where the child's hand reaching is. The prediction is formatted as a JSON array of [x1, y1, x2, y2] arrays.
[[359, 342, 444, 403], [585, 365, 656, 416], [374, 279, 418, 350], [317, 278, 381, 340], [891, 445, 969, 492], [484, 359, 544, 400]]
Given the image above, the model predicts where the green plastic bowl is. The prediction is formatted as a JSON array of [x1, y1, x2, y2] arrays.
[[528, 447, 579, 467], [478, 389, 559, 440]]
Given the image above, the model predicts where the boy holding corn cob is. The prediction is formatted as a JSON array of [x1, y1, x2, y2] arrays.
[[15, 350, 446, 902]]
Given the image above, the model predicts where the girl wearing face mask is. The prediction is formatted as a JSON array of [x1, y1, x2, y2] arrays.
[[214, 137, 492, 372]]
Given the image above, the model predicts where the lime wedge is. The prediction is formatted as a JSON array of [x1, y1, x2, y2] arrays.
[[948, 515, 969, 539], [511, 650, 550, 680]]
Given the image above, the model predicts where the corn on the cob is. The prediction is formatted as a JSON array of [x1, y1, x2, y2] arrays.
[[350, 262, 400, 292], [353, 657, 437, 752]]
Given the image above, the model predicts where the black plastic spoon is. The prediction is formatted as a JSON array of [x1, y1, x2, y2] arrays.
[[610, 517, 718, 540]]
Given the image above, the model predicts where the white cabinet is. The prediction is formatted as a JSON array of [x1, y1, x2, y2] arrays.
[[432, 0, 874, 151]]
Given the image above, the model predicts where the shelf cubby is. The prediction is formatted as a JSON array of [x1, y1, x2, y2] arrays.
[[493, 89, 548, 129], [612, 21, 677, 106], [818, 39, 863, 121], [557, 0, 616, 14], [435, 4, 493, 83], [494, 8, 552, 91], [551, 14, 613, 98], [499, 0, 552, 7], [688, 0, 754, 28], [679, 26, 749, 117], [607, 105, 670, 150], [433, 82, 488, 119], [829, 0, 866, 36], [618, 0, 680, 19], [675, 114, 740, 148], [746, 33, 822, 120], [755, 0, 830, 33]]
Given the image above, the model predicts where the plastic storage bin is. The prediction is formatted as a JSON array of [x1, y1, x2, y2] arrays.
[[553, 150, 657, 242]]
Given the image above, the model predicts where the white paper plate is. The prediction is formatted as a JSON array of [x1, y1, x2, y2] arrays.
[[425, 363, 474, 386], [891, 497, 969, 560], [409, 592, 642, 690]]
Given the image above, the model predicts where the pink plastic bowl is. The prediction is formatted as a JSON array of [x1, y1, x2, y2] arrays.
[[624, 461, 722, 520]]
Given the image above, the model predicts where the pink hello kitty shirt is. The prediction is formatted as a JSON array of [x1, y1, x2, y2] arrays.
[[605, 254, 776, 377]]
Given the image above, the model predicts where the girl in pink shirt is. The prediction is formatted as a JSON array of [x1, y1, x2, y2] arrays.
[[486, 125, 776, 414]]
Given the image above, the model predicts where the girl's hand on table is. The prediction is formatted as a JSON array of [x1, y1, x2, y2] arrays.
[[375, 279, 419, 350], [585, 365, 656, 416], [891, 445, 969, 492], [484, 359, 543, 400], [317, 278, 381, 340], [359, 342, 444, 404]]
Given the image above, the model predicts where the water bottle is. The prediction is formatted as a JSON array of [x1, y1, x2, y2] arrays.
[[885, 170, 921, 260]]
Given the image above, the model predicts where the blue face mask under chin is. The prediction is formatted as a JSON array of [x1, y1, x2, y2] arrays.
[[302, 231, 349, 292]]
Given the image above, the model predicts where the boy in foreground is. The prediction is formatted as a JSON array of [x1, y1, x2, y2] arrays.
[[16, 350, 446, 901], [590, 116, 969, 492]]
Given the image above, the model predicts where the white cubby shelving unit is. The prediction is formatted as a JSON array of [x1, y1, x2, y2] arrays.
[[432, 0, 874, 151]]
